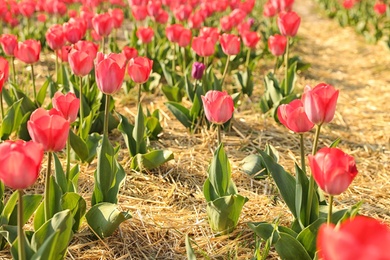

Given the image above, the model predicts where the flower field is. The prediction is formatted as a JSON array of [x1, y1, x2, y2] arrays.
[[0, 0, 389, 259]]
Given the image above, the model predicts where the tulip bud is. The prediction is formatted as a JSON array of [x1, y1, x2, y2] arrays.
[[52, 91, 80, 123], [201, 90, 234, 124], [191, 62, 206, 80], [277, 99, 314, 133]]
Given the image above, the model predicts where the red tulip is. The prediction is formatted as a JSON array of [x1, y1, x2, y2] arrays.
[[68, 49, 94, 77], [201, 90, 234, 124], [189, 12, 205, 29], [277, 99, 314, 133], [0, 34, 18, 56], [277, 11, 301, 37], [147, 0, 162, 17], [263, 1, 277, 17], [166, 24, 183, 43], [268, 34, 287, 56], [342, 0, 355, 9], [27, 108, 70, 152], [199, 27, 220, 42], [92, 13, 115, 38], [220, 33, 241, 56], [95, 52, 127, 94], [279, 0, 295, 12], [127, 56, 153, 84], [56, 45, 72, 63], [374, 2, 386, 15], [122, 46, 138, 61], [242, 31, 260, 49], [19, 0, 35, 18], [73, 40, 99, 59], [301, 83, 339, 125], [0, 57, 9, 92], [52, 91, 80, 123], [220, 16, 233, 32], [0, 140, 43, 190], [63, 18, 86, 44], [191, 36, 216, 57], [136, 27, 154, 44], [317, 216, 390, 260], [37, 13, 47, 23], [173, 4, 192, 21], [14, 39, 41, 64], [155, 10, 169, 24], [46, 24, 66, 51], [131, 6, 148, 21], [109, 8, 124, 28], [308, 147, 357, 195]]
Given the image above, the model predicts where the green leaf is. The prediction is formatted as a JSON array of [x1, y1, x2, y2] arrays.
[[117, 113, 137, 157], [61, 192, 86, 232], [165, 102, 192, 129], [206, 194, 248, 234], [31, 231, 60, 260], [185, 234, 197, 260], [159, 61, 173, 86], [296, 218, 326, 258], [31, 210, 73, 260], [85, 133, 103, 163], [133, 104, 147, 155], [130, 150, 174, 171], [85, 202, 131, 239], [259, 151, 297, 218], [69, 130, 89, 162], [162, 84, 183, 102], [281, 61, 297, 96], [53, 153, 67, 194], [329, 138, 341, 148], [274, 232, 312, 260], [207, 144, 232, 197], [248, 222, 297, 244], [241, 154, 267, 179], [36, 77, 51, 106], [234, 68, 254, 97], [0, 99, 23, 140]]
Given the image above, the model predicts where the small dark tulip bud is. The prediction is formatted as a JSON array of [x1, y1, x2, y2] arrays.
[[191, 62, 206, 80]]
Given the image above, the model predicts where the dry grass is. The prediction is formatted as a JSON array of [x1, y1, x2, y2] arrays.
[[1, 0, 390, 259]]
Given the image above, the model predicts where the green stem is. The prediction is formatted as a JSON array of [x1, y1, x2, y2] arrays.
[[171, 44, 176, 85], [299, 134, 306, 173], [245, 48, 251, 68], [79, 76, 84, 136], [217, 124, 221, 145], [137, 84, 142, 106], [327, 195, 333, 224], [101, 37, 106, 53], [17, 189, 26, 260], [0, 91, 4, 121], [305, 124, 322, 225], [182, 47, 186, 76], [11, 56, 16, 85], [44, 152, 53, 222], [66, 133, 71, 181], [273, 57, 278, 75], [31, 64, 37, 102], [104, 94, 110, 137], [284, 36, 290, 96], [55, 53, 59, 82], [220, 55, 230, 88]]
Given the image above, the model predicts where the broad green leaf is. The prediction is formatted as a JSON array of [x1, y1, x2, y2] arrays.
[[130, 150, 174, 171], [185, 234, 197, 260], [0, 99, 23, 140], [31, 231, 60, 260], [281, 61, 297, 96], [117, 113, 137, 157], [69, 130, 89, 162], [14, 89, 37, 114], [234, 68, 254, 97], [241, 154, 267, 179], [165, 102, 192, 129], [159, 61, 173, 86], [248, 222, 297, 244], [133, 104, 147, 155], [85, 133, 102, 163], [259, 151, 297, 218], [106, 160, 126, 204], [1, 192, 42, 226], [207, 144, 231, 197], [36, 77, 51, 106], [264, 72, 282, 105], [162, 84, 183, 102], [145, 116, 162, 140], [53, 153, 67, 194], [274, 232, 312, 260], [296, 218, 326, 258], [206, 194, 248, 234], [61, 192, 86, 232], [85, 202, 131, 239], [203, 178, 218, 202]]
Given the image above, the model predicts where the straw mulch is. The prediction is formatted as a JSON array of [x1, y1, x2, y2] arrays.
[[1, 0, 389, 259]]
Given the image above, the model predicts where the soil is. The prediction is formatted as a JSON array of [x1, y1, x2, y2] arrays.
[[1, 0, 390, 259]]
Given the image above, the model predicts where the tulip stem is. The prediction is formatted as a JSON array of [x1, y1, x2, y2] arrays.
[[305, 124, 322, 226], [17, 189, 26, 260], [273, 57, 278, 75], [0, 92, 4, 121], [171, 44, 175, 85], [55, 53, 59, 82], [221, 55, 230, 89], [66, 132, 71, 182], [137, 84, 142, 106], [31, 64, 37, 103], [79, 76, 84, 137], [300, 134, 306, 172], [104, 94, 110, 137], [217, 124, 222, 145], [182, 47, 186, 77], [11, 56, 16, 85], [284, 36, 290, 96], [327, 195, 333, 224], [245, 48, 251, 68], [101, 37, 106, 53], [44, 152, 53, 222]]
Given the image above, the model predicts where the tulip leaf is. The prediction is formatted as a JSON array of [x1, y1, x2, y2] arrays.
[[259, 151, 297, 219], [85, 133, 102, 163], [189, 87, 203, 119], [0, 99, 23, 140], [31, 231, 60, 260], [162, 84, 183, 102], [133, 104, 147, 155], [61, 192, 86, 232], [185, 234, 197, 260], [145, 116, 162, 140], [208, 144, 231, 197], [13, 88, 37, 114], [185, 76, 195, 102], [296, 218, 326, 258], [31, 209, 73, 260], [53, 153, 67, 194], [241, 154, 267, 179], [36, 76, 52, 106], [234, 68, 254, 97], [165, 102, 192, 129], [130, 150, 174, 171], [206, 194, 248, 234], [117, 112, 137, 157], [85, 202, 131, 239], [69, 129, 89, 162], [274, 232, 312, 260], [329, 137, 341, 148], [281, 61, 297, 96], [159, 61, 173, 87]]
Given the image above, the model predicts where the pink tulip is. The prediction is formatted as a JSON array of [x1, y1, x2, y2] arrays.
[[0, 57, 9, 92], [136, 27, 154, 44], [0, 34, 18, 56], [219, 34, 241, 56], [109, 8, 124, 29], [242, 31, 260, 49], [317, 216, 390, 260], [0, 140, 43, 190], [301, 83, 339, 125], [268, 34, 287, 56], [73, 40, 99, 59], [277, 99, 314, 133], [27, 108, 70, 152], [68, 49, 94, 77], [201, 90, 234, 124], [191, 36, 216, 57], [92, 12, 115, 37], [277, 11, 301, 37], [63, 18, 86, 44], [308, 147, 358, 195], [95, 52, 127, 94], [52, 91, 80, 123], [14, 39, 41, 64], [56, 45, 72, 63], [127, 56, 153, 84], [46, 24, 66, 51]]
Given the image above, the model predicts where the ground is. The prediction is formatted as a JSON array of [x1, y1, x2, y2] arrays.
[[1, 0, 390, 259]]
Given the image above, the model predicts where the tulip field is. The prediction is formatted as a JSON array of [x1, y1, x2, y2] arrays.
[[0, 0, 390, 259]]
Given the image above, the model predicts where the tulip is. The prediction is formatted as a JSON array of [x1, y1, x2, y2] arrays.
[[201, 90, 234, 125], [199, 27, 220, 42], [0, 57, 9, 92], [63, 19, 86, 44], [14, 39, 41, 64], [27, 108, 70, 152], [189, 12, 205, 29], [301, 83, 339, 125], [52, 91, 80, 123], [277, 11, 301, 37], [122, 46, 138, 61], [220, 16, 233, 32], [263, 1, 277, 17], [308, 147, 358, 196], [131, 6, 148, 21], [166, 24, 183, 43], [136, 27, 154, 44], [191, 36, 216, 57], [0, 34, 18, 56], [147, 0, 162, 17], [109, 8, 124, 29], [45, 24, 66, 51], [173, 4, 192, 21], [92, 12, 115, 38], [56, 45, 72, 63], [277, 99, 314, 134], [191, 62, 206, 80], [242, 31, 260, 49], [342, 0, 355, 9], [220, 34, 240, 56], [0, 140, 43, 190], [68, 49, 94, 77], [155, 10, 169, 24], [317, 216, 390, 260], [268, 34, 287, 56], [95, 52, 127, 95], [374, 2, 386, 15], [127, 56, 153, 84]]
